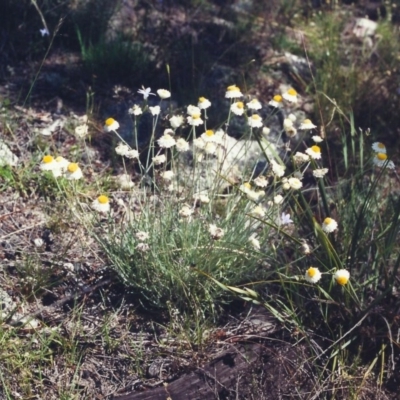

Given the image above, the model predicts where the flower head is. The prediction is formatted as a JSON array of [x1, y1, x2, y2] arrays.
[[249, 205, 266, 218], [312, 135, 323, 143], [137, 86, 155, 99], [128, 105, 142, 116], [334, 269, 350, 286], [198, 97, 211, 109], [117, 173, 134, 189], [179, 205, 194, 218], [225, 85, 243, 99], [247, 99, 262, 110], [280, 212, 293, 225], [157, 89, 171, 99], [274, 194, 284, 205], [209, 224, 224, 240], [40, 155, 57, 171], [152, 154, 166, 165], [187, 114, 203, 126], [282, 88, 298, 103], [187, 105, 201, 116], [253, 175, 268, 188], [313, 168, 329, 178], [322, 217, 338, 233], [149, 106, 161, 116], [306, 145, 322, 159], [299, 119, 317, 130], [288, 177, 302, 190], [269, 94, 283, 108], [248, 114, 263, 128], [293, 152, 309, 164], [372, 142, 386, 153], [92, 195, 110, 213], [160, 170, 174, 181], [170, 115, 184, 129], [176, 138, 190, 152], [157, 133, 176, 148], [104, 118, 119, 132], [115, 143, 130, 156], [373, 153, 395, 169], [270, 159, 286, 177], [231, 101, 245, 116], [249, 233, 260, 250], [135, 231, 149, 241], [65, 162, 83, 180], [305, 267, 322, 284]]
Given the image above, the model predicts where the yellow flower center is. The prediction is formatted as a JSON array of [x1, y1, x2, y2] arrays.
[[287, 88, 297, 96], [98, 195, 109, 204], [336, 276, 348, 285], [273, 95, 282, 102], [105, 118, 115, 126], [199, 97, 206, 102], [251, 114, 261, 120], [324, 217, 333, 225], [205, 130, 214, 137], [311, 145, 321, 153], [377, 142, 385, 149], [377, 153, 387, 161], [68, 163, 79, 173], [243, 182, 251, 189], [55, 156, 63, 162], [227, 85, 239, 91], [236, 102, 244, 109], [303, 119, 312, 124], [307, 267, 317, 277], [43, 155, 54, 164], [192, 114, 201, 119]]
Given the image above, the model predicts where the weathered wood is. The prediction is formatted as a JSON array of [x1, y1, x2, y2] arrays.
[[113, 343, 264, 400]]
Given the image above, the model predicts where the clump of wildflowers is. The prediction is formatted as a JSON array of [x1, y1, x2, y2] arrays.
[[104, 118, 119, 132]]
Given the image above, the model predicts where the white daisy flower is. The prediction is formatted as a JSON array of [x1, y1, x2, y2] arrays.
[[65, 162, 83, 180], [334, 269, 350, 286], [313, 168, 328, 178], [39, 155, 57, 171], [104, 118, 119, 132], [157, 89, 171, 99], [299, 119, 317, 130], [371, 142, 386, 153], [187, 114, 203, 126], [198, 97, 211, 109], [305, 145, 322, 159], [170, 115, 184, 129], [305, 267, 322, 284], [269, 94, 283, 108], [225, 85, 243, 99], [92, 195, 110, 213], [248, 114, 263, 128], [157, 133, 176, 148], [209, 224, 224, 240], [282, 88, 298, 103], [187, 105, 201, 116], [231, 101, 245, 116], [149, 106, 161, 116], [322, 217, 338, 233], [246, 99, 262, 110], [249, 205, 266, 218], [152, 154, 166, 165], [373, 153, 395, 169], [200, 130, 217, 142], [176, 138, 190, 152]]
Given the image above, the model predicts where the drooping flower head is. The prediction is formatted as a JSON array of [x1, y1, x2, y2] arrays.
[[371, 142, 386, 153], [282, 88, 298, 103], [104, 118, 119, 132], [248, 114, 263, 128], [373, 153, 395, 169], [247, 99, 262, 110], [198, 97, 211, 109], [334, 269, 350, 286], [299, 119, 317, 130], [157, 89, 171, 99]]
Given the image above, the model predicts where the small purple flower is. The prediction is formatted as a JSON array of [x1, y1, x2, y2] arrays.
[[40, 28, 49, 37]]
